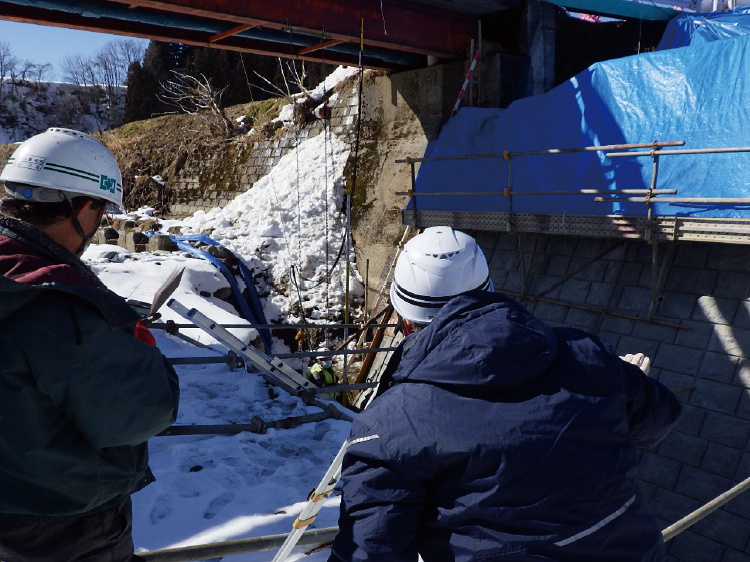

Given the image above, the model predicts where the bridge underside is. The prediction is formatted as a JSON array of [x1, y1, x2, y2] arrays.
[[0, 0, 517, 70]]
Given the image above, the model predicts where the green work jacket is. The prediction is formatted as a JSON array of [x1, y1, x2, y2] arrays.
[[0, 218, 180, 520]]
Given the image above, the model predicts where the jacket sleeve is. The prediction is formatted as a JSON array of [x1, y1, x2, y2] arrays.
[[20, 294, 179, 448], [620, 358, 682, 450], [329, 417, 425, 562]]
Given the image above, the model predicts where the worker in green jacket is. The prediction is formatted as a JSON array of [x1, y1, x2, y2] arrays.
[[306, 355, 337, 397], [0, 128, 180, 562]]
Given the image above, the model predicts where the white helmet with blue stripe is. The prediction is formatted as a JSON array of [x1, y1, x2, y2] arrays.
[[1, 128, 124, 212], [390, 226, 494, 324]]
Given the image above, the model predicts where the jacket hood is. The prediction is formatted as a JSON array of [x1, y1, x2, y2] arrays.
[[392, 291, 558, 395]]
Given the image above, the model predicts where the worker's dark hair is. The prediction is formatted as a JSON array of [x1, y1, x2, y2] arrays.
[[0, 195, 105, 229]]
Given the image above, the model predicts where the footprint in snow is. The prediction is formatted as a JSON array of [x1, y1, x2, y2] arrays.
[[204, 491, 234, 520], [150, 494, 173, 524]]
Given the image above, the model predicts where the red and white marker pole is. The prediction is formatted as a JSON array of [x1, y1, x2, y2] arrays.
[[450, 48, 481, 117]]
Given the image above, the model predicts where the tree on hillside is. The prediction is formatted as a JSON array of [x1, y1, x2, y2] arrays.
[[97, 39, 145, 106], [123, 41, 190, 121], [121, 39, 335, 126], [143, 41, 189, 82], [189, 47, 251, 106], [0, 41, 18, 102], [62, 38, 146, 129], [124, 60, 162, 122]]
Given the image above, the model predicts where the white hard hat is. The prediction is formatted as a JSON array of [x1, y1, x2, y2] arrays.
[[390, 226, 493, 324], [1, 128, 124, 212]]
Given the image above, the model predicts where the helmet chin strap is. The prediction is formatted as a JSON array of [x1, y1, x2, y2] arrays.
[[63, 195, 97, 257], [402, 318, 426, 336]]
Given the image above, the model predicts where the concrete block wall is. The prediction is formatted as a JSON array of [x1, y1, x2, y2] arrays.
[[168, 92, 361, 217], [473, 231, 750, 562]]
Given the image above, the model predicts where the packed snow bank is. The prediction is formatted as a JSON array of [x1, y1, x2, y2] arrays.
[[180, 130, 364, 326]]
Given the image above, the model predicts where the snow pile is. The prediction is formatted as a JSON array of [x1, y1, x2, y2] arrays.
[[84, 245, 351, 562], [179, 67, 366, 328], [180, 131, 363, 328], [273, 66, 361, 127]]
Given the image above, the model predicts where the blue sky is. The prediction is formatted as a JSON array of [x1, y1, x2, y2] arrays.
[[0, 20, 148, 80]]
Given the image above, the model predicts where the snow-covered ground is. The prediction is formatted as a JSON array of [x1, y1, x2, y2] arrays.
[[79, 66, 369, 561], [84, 245, 352, 561]]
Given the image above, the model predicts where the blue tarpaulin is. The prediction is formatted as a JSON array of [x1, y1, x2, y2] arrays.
[[658, 6, 750, 49], [412, 10, 750, 219], [169, 234, 274, 354]]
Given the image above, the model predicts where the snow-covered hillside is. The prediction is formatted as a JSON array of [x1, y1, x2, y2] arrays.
[[0, 79, 124, 143]]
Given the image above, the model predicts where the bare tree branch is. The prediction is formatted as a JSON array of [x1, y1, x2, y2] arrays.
[[252, 58, 313, 102], [159, 71, 236, 138]]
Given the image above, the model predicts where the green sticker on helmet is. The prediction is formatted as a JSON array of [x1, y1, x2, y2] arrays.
[[100, 174, 117, 194]]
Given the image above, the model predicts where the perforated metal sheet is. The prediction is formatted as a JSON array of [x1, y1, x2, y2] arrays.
[[402, 210, 750, 244]]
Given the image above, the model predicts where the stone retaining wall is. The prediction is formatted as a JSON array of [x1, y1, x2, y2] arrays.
[[167, 94, 361, 218]]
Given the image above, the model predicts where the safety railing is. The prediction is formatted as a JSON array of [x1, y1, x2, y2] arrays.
[[397, 141, 750, 244]]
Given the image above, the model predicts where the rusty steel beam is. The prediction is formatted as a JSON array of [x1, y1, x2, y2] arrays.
[[297, 39, 345, 56], [208, 22, 256, 43], [0, 2, 404, 70], [104, 0, 476, 59]]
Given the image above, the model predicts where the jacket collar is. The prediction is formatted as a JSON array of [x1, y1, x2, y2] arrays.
[[392, 291, 559, 396]]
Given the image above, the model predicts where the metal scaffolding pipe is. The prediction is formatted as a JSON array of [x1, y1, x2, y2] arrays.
[[276, 347, 398, 359], [596, 197, 750, 204], [150, 322, 399, 331], [168, 356, 233, 365], [167, 346, 398, 365], [396, 190, 506, 196], [662, 475, 750, 542], [158, 407, 342, 437], [134, 526, 339, 561], [606, 146, 750, 158], [303, 382, 378, 395], [395, 141, 684, 164], [397, 189, 677, 197]]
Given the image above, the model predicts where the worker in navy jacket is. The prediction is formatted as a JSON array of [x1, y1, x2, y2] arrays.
[[328, 227, 681, 562]]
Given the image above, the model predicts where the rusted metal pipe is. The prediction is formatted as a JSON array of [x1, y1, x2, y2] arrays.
[[395, 141, 685, 164], [397, 189, 677, 197]]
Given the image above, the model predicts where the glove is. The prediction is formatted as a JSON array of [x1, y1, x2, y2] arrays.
[[620, 352, 650, 375], [134, 320, 157, 346]]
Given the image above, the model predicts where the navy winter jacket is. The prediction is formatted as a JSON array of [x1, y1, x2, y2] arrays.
[[329, 291, 681, 562]]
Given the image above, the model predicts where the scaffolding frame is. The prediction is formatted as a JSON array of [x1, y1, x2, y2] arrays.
[[398, 141, 750, 321]]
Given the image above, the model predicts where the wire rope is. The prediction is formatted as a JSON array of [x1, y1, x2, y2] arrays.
[[321, 32, 332, 347]]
